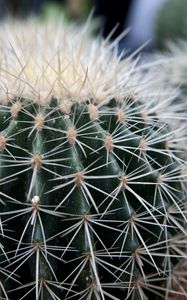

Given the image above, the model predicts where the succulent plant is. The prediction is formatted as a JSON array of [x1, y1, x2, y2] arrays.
[[146, 41, 187, 111], [155, 0, 187, 50], [0, 18, 187, 300], [159, 42, 187, 94]]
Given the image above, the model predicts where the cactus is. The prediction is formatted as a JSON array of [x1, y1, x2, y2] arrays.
[[161, 42, 187, 95], [155, 0, 187, 50], [145, 41, 187, 162], [0, 18, 187, 300], [147, 41, 187, 106]]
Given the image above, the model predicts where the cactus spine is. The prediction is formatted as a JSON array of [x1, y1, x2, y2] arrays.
[[0, 18, 186, 300]]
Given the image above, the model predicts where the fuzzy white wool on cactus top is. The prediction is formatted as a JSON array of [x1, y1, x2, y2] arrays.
[[0, 16, 185, 135], [0, 18, 138, 105]]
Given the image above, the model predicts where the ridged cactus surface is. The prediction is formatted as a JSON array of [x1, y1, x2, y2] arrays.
[[0, 19, 186, 300]]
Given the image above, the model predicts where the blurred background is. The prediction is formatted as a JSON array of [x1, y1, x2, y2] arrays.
[[0, 0, 187, 54]]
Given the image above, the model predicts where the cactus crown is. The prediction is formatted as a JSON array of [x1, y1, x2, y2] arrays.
[[0, 18, 187, 300], [0, 18, 135, 105]]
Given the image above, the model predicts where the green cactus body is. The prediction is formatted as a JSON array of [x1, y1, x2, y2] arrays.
[[0, 18, 186, 300]]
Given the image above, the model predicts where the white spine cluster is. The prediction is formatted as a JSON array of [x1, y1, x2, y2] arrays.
[[0, 18, 136, 105]]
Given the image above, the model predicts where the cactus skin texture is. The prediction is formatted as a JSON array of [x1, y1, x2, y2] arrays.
[[0, 19, 187, 300]]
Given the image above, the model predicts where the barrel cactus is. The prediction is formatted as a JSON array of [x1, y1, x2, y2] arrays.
[[157, 42, 187, 96], [146, 41, 187, 114], [0, 18, 187, 300]]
